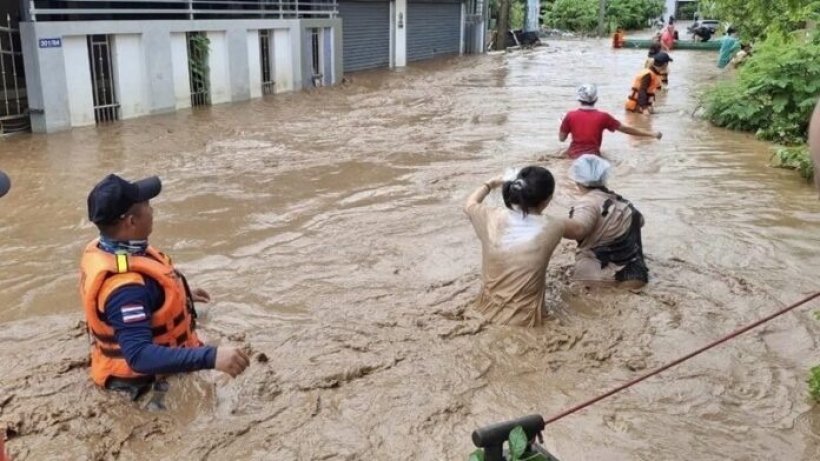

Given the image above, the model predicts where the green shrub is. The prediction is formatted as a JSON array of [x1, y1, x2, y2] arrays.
[[468, 426, 552, 461], [544, 0, 599, 33], [544, 0, 663, 32], [771, 146, 813, 181], [703, 32, 820, 145], [606, 0, 665, 30], [810, 365, 820, 403]]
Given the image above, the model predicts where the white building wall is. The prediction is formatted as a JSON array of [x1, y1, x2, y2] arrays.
[[247, 30, 263, 99], [394, 0, 407, 67], [273, 28, 293, 93], [62, 35, 94, 127], [112, 34, 146, 119], [207, 31, 231, 104], [170, 32, 191, 109], [21, 18, 341, 133]]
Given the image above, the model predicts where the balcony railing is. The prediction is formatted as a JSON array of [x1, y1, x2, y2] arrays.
[[27, 0, 339, 22]]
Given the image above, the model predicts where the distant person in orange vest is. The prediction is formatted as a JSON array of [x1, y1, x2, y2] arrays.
[[810, 100, 820, 195], [612, 28, 626, 48], [80, 174, 249, 400], [626, 52, 672, 114]]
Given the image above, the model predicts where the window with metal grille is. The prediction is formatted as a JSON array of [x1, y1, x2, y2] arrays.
[[310, 28, 322, 87], [259, 29, 275, 95], [87, 34, 120, 124], [187, 31, 210, 107], [0, 13, 28, 135]]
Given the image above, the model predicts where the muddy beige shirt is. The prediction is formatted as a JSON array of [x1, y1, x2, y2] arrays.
[[466, 203, 564, 327], [569, 189, 634, 283]]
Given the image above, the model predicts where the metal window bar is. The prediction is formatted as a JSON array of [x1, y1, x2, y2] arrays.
[[259, 30, 275, 95], [310, 28, 322, 87], [87, 34, 120, 124], [187, 32, 210, 107], [29, 0, 339, 21], [0, 14, 29, 135]]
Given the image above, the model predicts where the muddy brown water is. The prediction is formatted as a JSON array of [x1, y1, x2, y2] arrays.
[[2, 40, 820, 460]]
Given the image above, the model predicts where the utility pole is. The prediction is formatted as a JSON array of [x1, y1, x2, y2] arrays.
[[597, 0, 607, 37], [494, 0, 510, 50]]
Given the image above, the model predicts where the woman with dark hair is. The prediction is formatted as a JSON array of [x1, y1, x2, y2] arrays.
[[562, 155, 649, 288], [464, 167, 564, 327]]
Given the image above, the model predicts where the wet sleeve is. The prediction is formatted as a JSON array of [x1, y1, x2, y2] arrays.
[[605, 113, 622, 132], [638, 74, 652, 108], [567, 203, 598, 241], [465, 202, 491, 242], [559, 113, 571, 134], [105, 284, 217, 375]]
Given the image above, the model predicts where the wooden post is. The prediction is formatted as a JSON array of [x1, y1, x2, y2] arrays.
[[597, 0, 606, 37], [494, 0, 510, 50]]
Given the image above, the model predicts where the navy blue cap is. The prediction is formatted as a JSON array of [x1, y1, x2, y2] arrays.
[[653, 51, 673, 65], [0, 170, 9, 198], [87, 174, 161, 224]]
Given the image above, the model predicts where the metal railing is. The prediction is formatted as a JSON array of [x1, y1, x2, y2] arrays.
[[87, 34, 120, 123], [28, 0, 338, 21], [187, 32, 210, 107], [259, 29, 275, 95], [0, 14, 28, 135]]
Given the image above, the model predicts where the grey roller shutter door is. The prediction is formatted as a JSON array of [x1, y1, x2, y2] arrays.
[[338, 1, 391, 72], [407, 1, 461, 62]]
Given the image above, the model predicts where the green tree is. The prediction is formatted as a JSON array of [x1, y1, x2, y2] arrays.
[[700, 0, 820, 41]]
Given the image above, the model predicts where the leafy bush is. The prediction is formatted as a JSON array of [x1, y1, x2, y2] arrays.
[[544, 0, 599, 33], [703, 32, 820, 145], [606, 0, 665, 30], [468, 426, 551, 461], [771, 146, 814, 180], [700, 0, 820, 41], [810, 365, 820, 403], [544, 0, 663, 32]]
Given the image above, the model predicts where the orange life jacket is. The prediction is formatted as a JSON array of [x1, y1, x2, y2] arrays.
[[612, 32, 625, 48], [625, 68, 662, 112], [79, 240, 200, 387]]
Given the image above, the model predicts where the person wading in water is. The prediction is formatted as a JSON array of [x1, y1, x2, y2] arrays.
[[626, 52, 672, 115], [464, 167, 564, 326], [560, 84, 662, 159], [80, 174, 249, 400], [562, 155, 649, 288]]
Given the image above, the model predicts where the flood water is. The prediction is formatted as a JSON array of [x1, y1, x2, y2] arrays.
[[2, 39, 820, 460]]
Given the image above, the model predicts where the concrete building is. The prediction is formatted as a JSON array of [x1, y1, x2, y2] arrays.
[[2, 0, 485, 134]]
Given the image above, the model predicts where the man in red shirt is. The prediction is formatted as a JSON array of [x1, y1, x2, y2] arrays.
[[560, 84, 662, 159]]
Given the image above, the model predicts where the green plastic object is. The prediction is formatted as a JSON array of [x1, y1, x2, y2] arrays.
[[622, 39, 722, 50]]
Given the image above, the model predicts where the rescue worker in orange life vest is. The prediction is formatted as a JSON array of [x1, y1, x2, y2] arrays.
[[626, 51, 672, 115], [81, 174, 249, 397]]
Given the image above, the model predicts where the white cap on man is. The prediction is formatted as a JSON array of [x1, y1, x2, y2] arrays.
[[577, 84, 598, 104]]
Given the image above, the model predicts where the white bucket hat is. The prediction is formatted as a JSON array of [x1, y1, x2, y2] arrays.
[[576, 84, 598, 104], [570, 154, 612, 187]]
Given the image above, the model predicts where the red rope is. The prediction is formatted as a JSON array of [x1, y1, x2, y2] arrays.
[[544, 291, 820, 426]]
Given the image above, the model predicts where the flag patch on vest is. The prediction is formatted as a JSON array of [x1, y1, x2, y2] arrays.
[[121, 305, 147, 323]]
